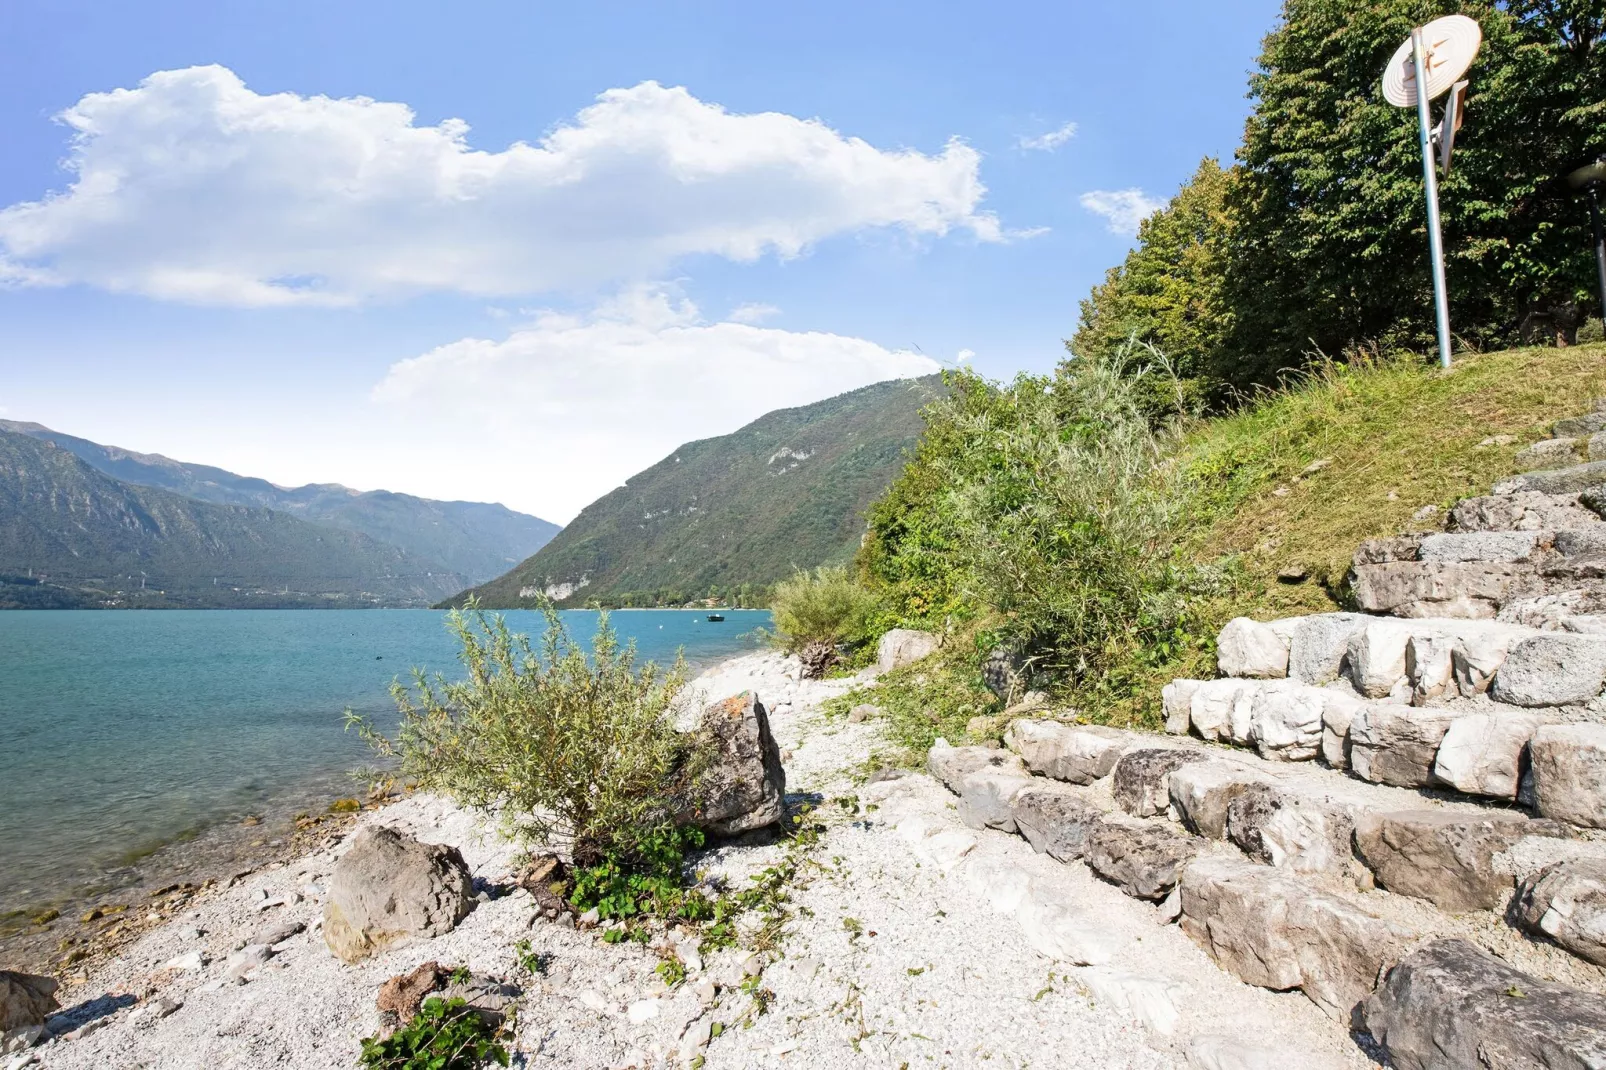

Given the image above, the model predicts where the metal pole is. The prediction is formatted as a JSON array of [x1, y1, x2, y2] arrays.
[[1412, 27, 1453, 368], [1589, 186, 1606, 336]]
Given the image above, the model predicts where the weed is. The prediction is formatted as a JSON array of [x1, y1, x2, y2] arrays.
[[358, 997, 508, 1070]]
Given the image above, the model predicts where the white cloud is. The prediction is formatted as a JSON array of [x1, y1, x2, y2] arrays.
[[1017, 121, 1078, 152], [371, 286, 941, 519], [1079, 188, 1165, 236], [0, 66, 1002, 306], [727, 302, 781, 325]]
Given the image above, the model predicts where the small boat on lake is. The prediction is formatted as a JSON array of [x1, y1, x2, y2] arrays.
[[706, 613, 725, 622]]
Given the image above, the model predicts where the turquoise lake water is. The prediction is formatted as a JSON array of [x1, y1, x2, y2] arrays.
[[0, 609, 769, 917]]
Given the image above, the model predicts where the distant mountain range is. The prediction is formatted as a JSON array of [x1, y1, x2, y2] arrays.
[[454, 375, 944, 608], [0, 421, 558, 583]]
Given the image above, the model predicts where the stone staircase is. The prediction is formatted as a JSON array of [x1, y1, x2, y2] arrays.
[[930, 402, 1606, 1068]]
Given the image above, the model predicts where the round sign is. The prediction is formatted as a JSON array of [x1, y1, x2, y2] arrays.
[[1381, 15, 1482, 107]]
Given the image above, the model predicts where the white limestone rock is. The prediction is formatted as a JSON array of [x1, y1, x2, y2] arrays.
[[1529, 723, 1606, 828], [954, 768, 1034, 833], [1432, 710, 1547, 799], [1348, 704, 1464, 788], [1168, 760, 1274, 840], [1005, 720, 1128, 784], [1215, 617, 1292, 678], [1319, 687, 1365, 769], [1188, 678, 1250, 743], [877, 628, 940, 672]]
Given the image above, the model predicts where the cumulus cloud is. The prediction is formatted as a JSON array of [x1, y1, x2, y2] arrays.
[[727, 302, 781, 325], [1079, 188, 1164, 236], [0, 66, 1002, 306], [371, 286, 941, 519], [1017, 121, 1078, 152]]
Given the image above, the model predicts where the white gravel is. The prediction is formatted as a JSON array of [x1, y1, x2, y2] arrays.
[[17, 652, 1379, 1070]]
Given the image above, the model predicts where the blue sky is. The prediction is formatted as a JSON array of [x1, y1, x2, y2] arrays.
[[0, 0, 1279, 521]]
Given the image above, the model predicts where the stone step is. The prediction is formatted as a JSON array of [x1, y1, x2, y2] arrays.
[[1362, 939, 1606, 1070], [1496, 458, 1606, 497], [1450, 489, 1605, 533]]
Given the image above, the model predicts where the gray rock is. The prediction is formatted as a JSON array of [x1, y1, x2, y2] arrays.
[[1406, 633, 1455, 705], [1450, 491, 1602, 533], [1288, 614, 1369, 685], [1179, 856, 1409, 1022], [1216, 617, 1291, 678], [1320, 687, 1364, 769], [439, 973, 521, 1028], [1496, 458, 1606, 495], [1005, 720, 1128, 784], [1493, 633, 1606, 707], [1511, 858, 1606, 967], [1529, 723, 1606, 828], [1362, 938, 1606, 1070], [1349, 560, 1525, 619], [1112, 748, 1207, 817], [1431, 710, 1546, 799], [1162, 678, 1199, 735], [846, 703, 878, 724], [1352, 810, 1551, 911], [323, 825, 474, 963], [1226, 785, 1355, 878], [1187, 678, 1251, 742], [1243, 680, 1326, 761], [0, 974, 58, 1035], [224, 943, 274, 979], [1348, 704, 1463, 788], [954, 768, 1033, 833], [1555, 527, 1606, 556], [1516, 438, 1582, 470], [1554, 412, 1606, 437], [1010, 786, 1105, 861], [877, 629, 939, 673], [1084, 821, 1201, 900], [693, 691, 787, 836], [981, 647, 1026, 701], [1417, 531, 1543, 564], [250, 918, 306, 948], [1452, 627, 1527, 696], [1354, 536, 1421, 564], [1169, 761, 1273, 840], [926, 741, 1024, 792]]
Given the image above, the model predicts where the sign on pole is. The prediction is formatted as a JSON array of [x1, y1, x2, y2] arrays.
[[1380, 15, 1482, 369]]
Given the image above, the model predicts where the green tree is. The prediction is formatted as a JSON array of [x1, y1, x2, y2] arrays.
[[1223, 0, 1606, 386], [1071, 158, 1236, 403]]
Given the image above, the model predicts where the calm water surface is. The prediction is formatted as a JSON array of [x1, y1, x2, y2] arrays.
[[0, 609, 768, 915]]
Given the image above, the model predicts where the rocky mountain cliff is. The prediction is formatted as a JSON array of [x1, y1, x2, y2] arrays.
[[0, 421, 558, 584], [455, 375, 944, 607]]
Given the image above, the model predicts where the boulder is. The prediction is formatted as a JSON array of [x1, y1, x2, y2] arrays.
[[1554, 412, 1606, 437], [926, 741, 1024, 793], [1431, 711, 1546, 799], [1496, 458, 1606, 495], [1112, 748, 1207, 817], [1352, 811, 1550, 911], [1362, 938, 1606, 1070], [1180, 857, 1409, 1022], [1451, 627, 1526, 697], [877, 629, 940, 673], [1225, 785, 1355, 878], [693, 691, 786, 836], [1492, 633, 1606, 707], [0, 972, 58, 1035], [1010, 785, 1105, 862], [1511, 858, 1606, 967], [1084, 821, 1201, 900], [1450, 491, 1601, 533], [324, 826, 474, 963], [1162, 678, 1200, 735], [1215, 618, 1291, 678], [1187, 678, 1252, 742], [1417, 531, 1543, 564], [1349, 560, 1524, 619], [954, 768, 1033, 833], [1555, 527, 1606, 556], [1005, 720, 1127, 784], [1345, 619, 1421, 699], [1320, 687, 1364, 769], [1529, 723, 1606, 828], [1244, 680, 1325, 760], [1347, 704, 1463, 788], [1288, 614, 1369, 685], [1516, 438, 1582, 470], [1169, 761, 1273, 840]]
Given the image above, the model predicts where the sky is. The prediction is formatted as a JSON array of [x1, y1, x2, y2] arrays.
[[0, 0, 1280, 523]]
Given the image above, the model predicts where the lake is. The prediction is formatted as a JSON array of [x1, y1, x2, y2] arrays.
[[0, 608, 769, 921]]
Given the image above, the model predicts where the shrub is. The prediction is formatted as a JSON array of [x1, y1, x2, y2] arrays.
[[769, 566, 880, 678], [358, 997, 508, 1070], [348, 602, 705, 869]]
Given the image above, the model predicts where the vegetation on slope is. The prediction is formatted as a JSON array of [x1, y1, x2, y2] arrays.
[[0, 420, 559, 584], [847, 344, 1606, 744], [454, 376, 944, 609], [0, 429, 467, 608]]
